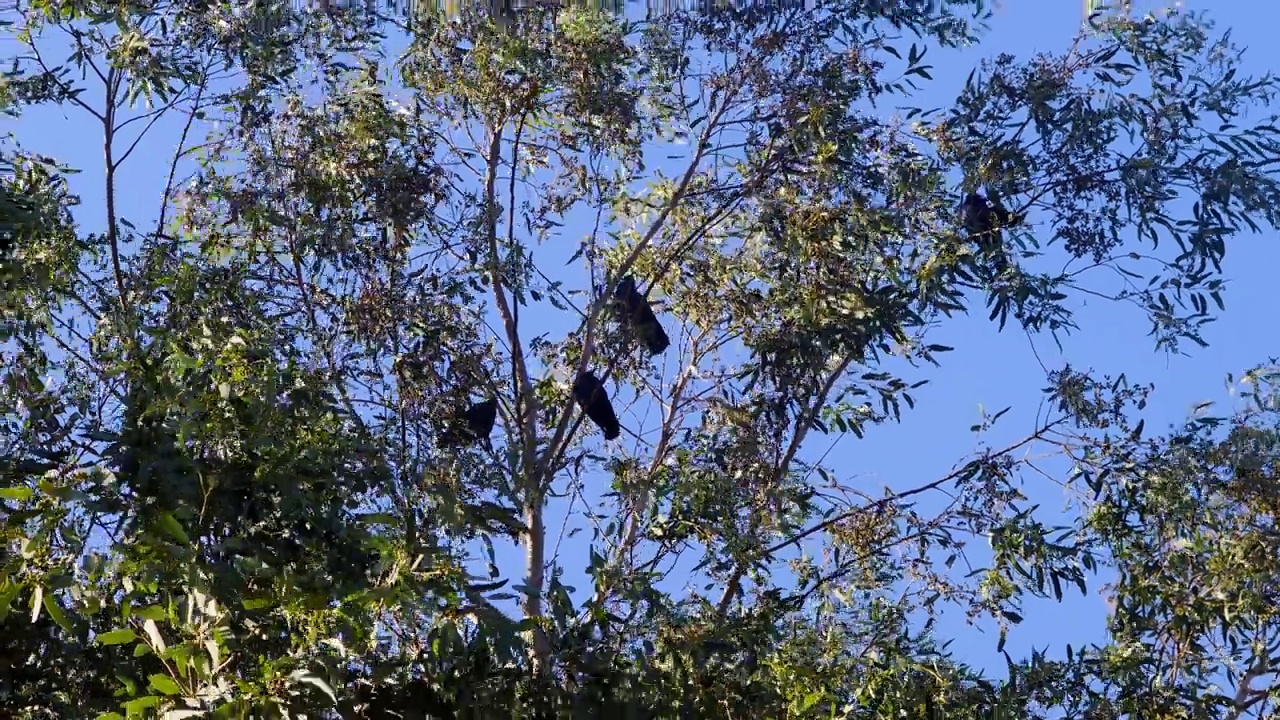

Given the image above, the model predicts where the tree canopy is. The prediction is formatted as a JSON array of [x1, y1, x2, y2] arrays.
[[3, 0, 1280, 717]]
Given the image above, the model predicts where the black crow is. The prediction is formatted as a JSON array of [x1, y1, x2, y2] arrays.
[[572, 371, 620, 440], [612, 275, 670, 356], [437, 399, 497, 448], [961, 192, 1015, 275], [961, 192, 993, 237]]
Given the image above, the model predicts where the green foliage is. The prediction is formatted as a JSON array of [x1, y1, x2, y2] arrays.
[[3, 0, 1280, 717]]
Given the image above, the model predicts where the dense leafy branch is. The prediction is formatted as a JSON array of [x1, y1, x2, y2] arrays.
[[3, 0, 1280, 717]]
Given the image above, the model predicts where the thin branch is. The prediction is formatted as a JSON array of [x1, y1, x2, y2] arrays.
[[535, 98, 731, 495], [716, 354, 855, 616], [102, 65, 127, 308], [29, 40, 105, 123], [153, 61, 212, 244], [113, 97, 184, 169], [717, 417, 1070, 614]]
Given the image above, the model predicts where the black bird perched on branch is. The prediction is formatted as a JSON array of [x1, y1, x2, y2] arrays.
[[437, 399, 497, 448], [961, 191, 1022, 277], [612, 275, 670, 356], [572, 371, 621, 440]]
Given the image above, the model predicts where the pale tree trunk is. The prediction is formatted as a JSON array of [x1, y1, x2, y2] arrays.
[[481, 117, 552, 676]]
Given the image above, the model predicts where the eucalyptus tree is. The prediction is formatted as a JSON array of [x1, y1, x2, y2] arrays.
[[3, 0, 1280, 717]]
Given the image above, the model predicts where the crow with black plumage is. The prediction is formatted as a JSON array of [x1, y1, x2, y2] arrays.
[[612, 275, 670, 356], [961, 191, 1020, 276], [572, 371, 621, 440], [961, 192, 992, 237], [437, 399, 498, 448]]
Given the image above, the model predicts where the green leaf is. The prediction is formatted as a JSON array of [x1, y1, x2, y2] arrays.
[[155, 512, 190, 546], [97, 628, 140, 645], [122, 696, 161, 715], [133, 605, 167, 621], [148, 674, 182, 696], [0, 487, 33, 501], [0, 583, 18, 622], [42, 594, 73, 632]]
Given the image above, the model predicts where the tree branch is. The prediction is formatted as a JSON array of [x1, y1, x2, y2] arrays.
[[716, 354, 855, 616]]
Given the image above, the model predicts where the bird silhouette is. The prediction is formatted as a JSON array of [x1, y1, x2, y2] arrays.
[[437, 399, 497, 448], [960, 192, 1016, 276], [612, 275, 670, 355], [572, 371, 621, 440]]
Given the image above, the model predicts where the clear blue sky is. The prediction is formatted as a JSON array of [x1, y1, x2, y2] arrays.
[[11, 0, 1280, 684]]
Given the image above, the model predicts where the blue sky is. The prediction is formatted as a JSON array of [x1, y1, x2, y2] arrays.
[[10, 0, 1280, 685], [864, 0, 1280, 677]]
